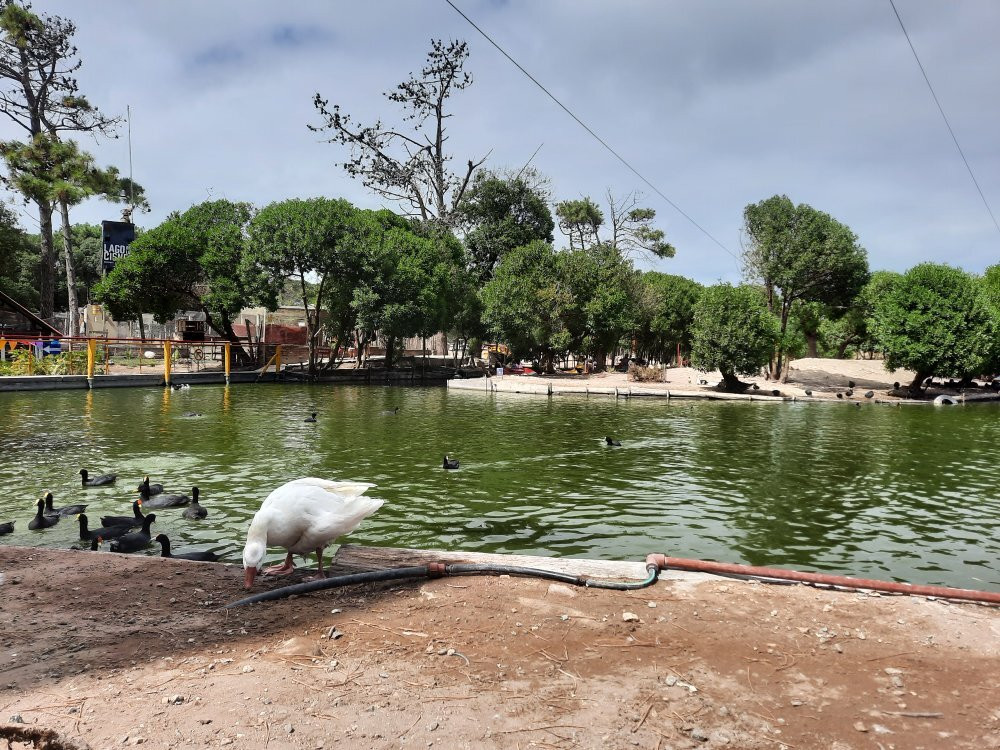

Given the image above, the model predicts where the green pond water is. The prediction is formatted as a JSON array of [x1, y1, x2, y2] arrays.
[[0, 384, 997, 591]]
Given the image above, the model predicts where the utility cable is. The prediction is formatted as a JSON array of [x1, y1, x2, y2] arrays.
[[889, 0, 1000, 236], [444, 0, 740, 265]]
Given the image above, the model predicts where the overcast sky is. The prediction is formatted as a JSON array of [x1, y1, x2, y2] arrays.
[[2, 0, 998, 283]]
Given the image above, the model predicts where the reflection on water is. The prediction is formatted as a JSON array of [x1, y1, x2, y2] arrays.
[[0, 384, 997, 591]]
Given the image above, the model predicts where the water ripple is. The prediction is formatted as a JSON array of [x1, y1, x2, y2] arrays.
[[0, 386, 997, 590]]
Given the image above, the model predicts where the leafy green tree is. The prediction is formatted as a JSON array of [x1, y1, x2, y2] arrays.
[[0, 2, 118, 320], [743, 195, 868, 378], [311, 39, 486, 225], [481, 240, 571, 373], [870, 263, 996, 391], [3, 135, 145, 334], [555, 198, 603, 251], [95, 200, 255, 364], [635, 272, 702, 364], [576, 244, 640, 369], [455, 169, 554, 285], [981, 265, 1000, 376], [0, 200, 36, 304], [691, 283, 780, 391], [817, 270, 901, 359], [349, 213, 464, 367], [244, 198, 357, 373]]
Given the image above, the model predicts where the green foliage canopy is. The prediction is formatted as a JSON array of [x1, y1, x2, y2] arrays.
[[743, 194, 868, 375], [635, 272, 702, 363], [691, 283, 780, 390], [455, 170, 554, 285], [869, 263, 997, 388], [95, 200, 255, 361]]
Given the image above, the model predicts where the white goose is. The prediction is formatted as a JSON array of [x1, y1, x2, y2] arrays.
[[242, 478, 383, 589]]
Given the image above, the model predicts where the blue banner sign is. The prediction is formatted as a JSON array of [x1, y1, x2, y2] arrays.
[[101, 220, 136, 270]]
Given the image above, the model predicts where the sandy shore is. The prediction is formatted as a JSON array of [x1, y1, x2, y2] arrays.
[[1, 545, 998, 749], [489, 358, 921, 402]]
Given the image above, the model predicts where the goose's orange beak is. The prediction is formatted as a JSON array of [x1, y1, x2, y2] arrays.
[[244, 567, 257, 589]]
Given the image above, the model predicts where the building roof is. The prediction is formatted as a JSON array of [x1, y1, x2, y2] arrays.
[[0, 290, 63, 337]]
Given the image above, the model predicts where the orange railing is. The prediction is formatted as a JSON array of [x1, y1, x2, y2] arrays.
[[0, 336, 282, 385]]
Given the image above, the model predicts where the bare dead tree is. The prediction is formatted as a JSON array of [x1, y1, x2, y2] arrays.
[[310, 39, 488, 226], [606, 189, 676, 260]]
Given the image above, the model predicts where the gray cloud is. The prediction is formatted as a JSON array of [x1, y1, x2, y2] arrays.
[[1, 0, 996, 283]]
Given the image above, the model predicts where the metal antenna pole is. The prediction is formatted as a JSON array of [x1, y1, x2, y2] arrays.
[[126, 104, 134, 210]]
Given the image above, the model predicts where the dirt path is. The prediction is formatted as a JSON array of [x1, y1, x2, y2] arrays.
[[1, 546, 998, 749]]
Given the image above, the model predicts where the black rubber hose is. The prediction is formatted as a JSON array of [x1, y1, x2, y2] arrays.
[[223, 560, 660, 609], [222, 566, 431, 609], [445, 562, 660, 590]]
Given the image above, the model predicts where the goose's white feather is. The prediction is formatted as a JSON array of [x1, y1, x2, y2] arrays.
[[243, 478, 382, 569]]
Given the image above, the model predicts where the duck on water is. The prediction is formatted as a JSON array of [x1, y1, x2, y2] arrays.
[[80, 468, 116, 487]]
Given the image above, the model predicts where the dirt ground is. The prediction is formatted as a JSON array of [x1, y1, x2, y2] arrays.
[[1, 546, 998, 750]]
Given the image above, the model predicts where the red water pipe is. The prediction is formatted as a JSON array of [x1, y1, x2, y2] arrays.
[[646, 554, 1000, 605]]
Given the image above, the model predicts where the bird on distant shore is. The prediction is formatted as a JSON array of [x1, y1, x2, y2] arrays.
[[154, 534, 220, 562], [80, 468, 116, 487], [109, 513, 156, 553], [845, 388, 854, 397], [182, 487, 208, 519], [242, 478, 383, 588], [0, 520, 14, 535], [139, 484, 190, 509], [605, 436, 622, 447], [28, 499, 59, 530], [848, 380, 856, 388], [77, 513, 130, 541], [304, 412, 317, 423], [43, 491, 86, 517], [864, 391, 874, 399], [804, 389, 813, 396], [137, 476, 163, 496], [836, 392, 843, 399], [771, 389, 780, 397], [443, 455, 460, 470]]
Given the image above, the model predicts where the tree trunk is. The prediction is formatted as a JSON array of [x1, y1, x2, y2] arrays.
[[38, 200, 56, 322], [720, 369, 745, 392], [770, 302, 791, 379], [806, 333, 818, 359], [594, 349, 607, 372], [205, 311, 253, 367], [836, 339, 851, 359], [57, 199, 78, 337], [909, 371, 929, 395], [385, 335, 396, 369]]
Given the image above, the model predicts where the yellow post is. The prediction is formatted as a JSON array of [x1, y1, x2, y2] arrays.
[[164, 340, 173, 387], [274, 344, 282, 375], [87, 338, 96, 386], [224, 342, 231, 385]]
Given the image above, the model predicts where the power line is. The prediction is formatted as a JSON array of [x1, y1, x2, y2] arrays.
[[443, 0, 740, 264], [889, 0, 1000, 236]]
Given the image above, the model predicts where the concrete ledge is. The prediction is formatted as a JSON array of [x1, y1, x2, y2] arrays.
[[0, 370, 277, 392], [447, 377, 788, 401]]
